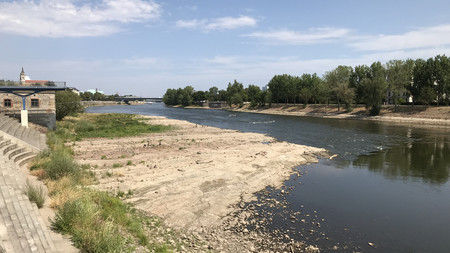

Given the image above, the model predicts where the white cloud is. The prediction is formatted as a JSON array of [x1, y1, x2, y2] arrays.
[[245, 27, 350, 45], [176, 16, 257, 31], [0, 0, 161, 37], [350, 24, 450, 51], [175, 19, 205, 29]]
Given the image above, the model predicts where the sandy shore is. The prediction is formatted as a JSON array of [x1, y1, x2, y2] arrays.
[[231, 104, 450, 127], [73, 116, 326, 233]]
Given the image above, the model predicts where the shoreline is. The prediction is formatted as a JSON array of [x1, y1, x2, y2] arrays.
[[72, 115, 327, 252], [229, 104, 450, 127]]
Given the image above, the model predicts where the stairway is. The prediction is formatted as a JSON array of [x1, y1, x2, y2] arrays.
[[0, 114, 47, 151], [0, 114, 59, 252]]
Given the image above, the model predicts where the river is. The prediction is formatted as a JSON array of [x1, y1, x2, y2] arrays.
[[86, 103, 450, 252]]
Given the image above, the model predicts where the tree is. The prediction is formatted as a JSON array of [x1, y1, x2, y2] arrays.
[[162, 89, 178, 106], [386, 59, 414, 108], [351, 65, 370, 103], [192, 90, 206, 103], [247, 84, 263, 107], [433, 55, 450, 104], [411, 58, 434, 105], [267, 74, 293, 104], [361, 61, 387, 115], [418, 86, 437, 105], [307, 73, 329, 104], [177, 86, 194, 106], [55, 90, 84, 121], [324, 65, 354, 111], [207, 86, 219, 101], [226, 80, 245, 106], [299, 87, 312, 106]]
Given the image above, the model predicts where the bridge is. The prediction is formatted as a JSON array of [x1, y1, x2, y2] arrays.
[[115, 96, 163, 104]]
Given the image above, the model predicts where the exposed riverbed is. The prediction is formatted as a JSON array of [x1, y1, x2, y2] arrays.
[[87, 104, 450, 252]]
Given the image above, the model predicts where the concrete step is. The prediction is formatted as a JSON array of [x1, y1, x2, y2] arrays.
[[18, 155, 36, 167], [8, 147, 26, 160], [13, 151, 35, 164], [0, 117, 14, 130], [0, 121, 15, 133], [2, 144, 17, 156], [13, 127, 26, 142], [3, 119, 21, 135], [22, 128, 32, 144], [0, 160, 56, 253], [0, 139, 10, 149], [0, 184, 31, 252]]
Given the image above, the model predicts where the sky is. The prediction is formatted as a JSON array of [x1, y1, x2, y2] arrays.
[[1, 0, 450, 97]]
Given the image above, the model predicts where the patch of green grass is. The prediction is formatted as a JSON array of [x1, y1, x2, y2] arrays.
[[112, 163, 122, 168], [24, 181, 46, 208], [126, 160, 133, 166], [65, 114, 173, 139], [101, 155, 107, 160]]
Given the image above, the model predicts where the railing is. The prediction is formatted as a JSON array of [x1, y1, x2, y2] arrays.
[[0, 81, 66, 88]]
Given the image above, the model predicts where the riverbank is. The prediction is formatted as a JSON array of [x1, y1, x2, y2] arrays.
[[81, 100, 145, 107], [73, 115, 327, 252], [231, 104, 450, 126]]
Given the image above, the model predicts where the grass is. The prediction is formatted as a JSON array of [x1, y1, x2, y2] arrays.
[[27, 113, 183, 253], [57, 113, 173, 140], [112, 163, 122, 168], [24, 181, 46, 208]]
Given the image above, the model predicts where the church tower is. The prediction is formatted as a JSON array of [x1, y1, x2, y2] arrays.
[[20, 67, 26, 85]]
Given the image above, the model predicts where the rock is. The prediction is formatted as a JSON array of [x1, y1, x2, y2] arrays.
[[305, 245, 320, 253]]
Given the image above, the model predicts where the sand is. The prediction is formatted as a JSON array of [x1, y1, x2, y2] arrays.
[[231, 104, 450, 126], [72, 116, 326, 231]]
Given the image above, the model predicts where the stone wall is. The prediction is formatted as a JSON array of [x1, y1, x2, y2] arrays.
[[0, 92, 56, 129]]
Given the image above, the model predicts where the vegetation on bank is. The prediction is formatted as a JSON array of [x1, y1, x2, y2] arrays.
[[29, 113, 181, 253], [55, 90, 85, 121], [163, 54, 450, 115]]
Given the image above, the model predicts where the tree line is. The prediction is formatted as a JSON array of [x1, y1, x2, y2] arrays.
[[163, 55, 450, 115]]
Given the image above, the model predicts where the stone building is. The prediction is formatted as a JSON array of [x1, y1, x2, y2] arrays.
[[0, 68, 65, 129]]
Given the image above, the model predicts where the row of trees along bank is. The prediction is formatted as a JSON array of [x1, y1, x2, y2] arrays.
[[163, 55, 450, 115]]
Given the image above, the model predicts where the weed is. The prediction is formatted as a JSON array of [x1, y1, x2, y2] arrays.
[[127, 189, 134, 197], [126, 160, 133, 166], [44, 149, 80, 180], [105, 171, 113, 177], [116, 190, 125, 198], [24, 181, 46, 208], [112, 163, 122, 168], [101, 155, 107, 160], [81, 164, 91, 170], [120, 154, 126, 158]]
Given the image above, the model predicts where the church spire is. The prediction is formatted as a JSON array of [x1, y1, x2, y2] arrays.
[[20, 67, 26, 85]]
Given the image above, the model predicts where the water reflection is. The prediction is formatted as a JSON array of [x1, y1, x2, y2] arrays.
[[353, 134, 450, 184]]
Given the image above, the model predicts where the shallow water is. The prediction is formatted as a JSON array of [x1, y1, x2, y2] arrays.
[[87, 104, 450, 252]]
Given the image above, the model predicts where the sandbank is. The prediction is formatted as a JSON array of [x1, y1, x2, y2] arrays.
[[73, 116, 326, 232]]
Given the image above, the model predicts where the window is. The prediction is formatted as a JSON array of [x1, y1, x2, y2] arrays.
[[3, 99, 12, 107], [31, 99, 39, 108]]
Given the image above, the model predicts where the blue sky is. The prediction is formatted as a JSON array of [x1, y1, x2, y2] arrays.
[[1, 0, 450, 97]]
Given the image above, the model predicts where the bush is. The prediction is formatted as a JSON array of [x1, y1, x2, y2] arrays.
[[24, 181, 46, 208], [56, 90, 84, 121], [52, 197, 126, 252], [44, 149, 80, 180]]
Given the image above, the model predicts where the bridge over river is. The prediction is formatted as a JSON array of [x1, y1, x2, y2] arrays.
[[115, 96, 163, 104]]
